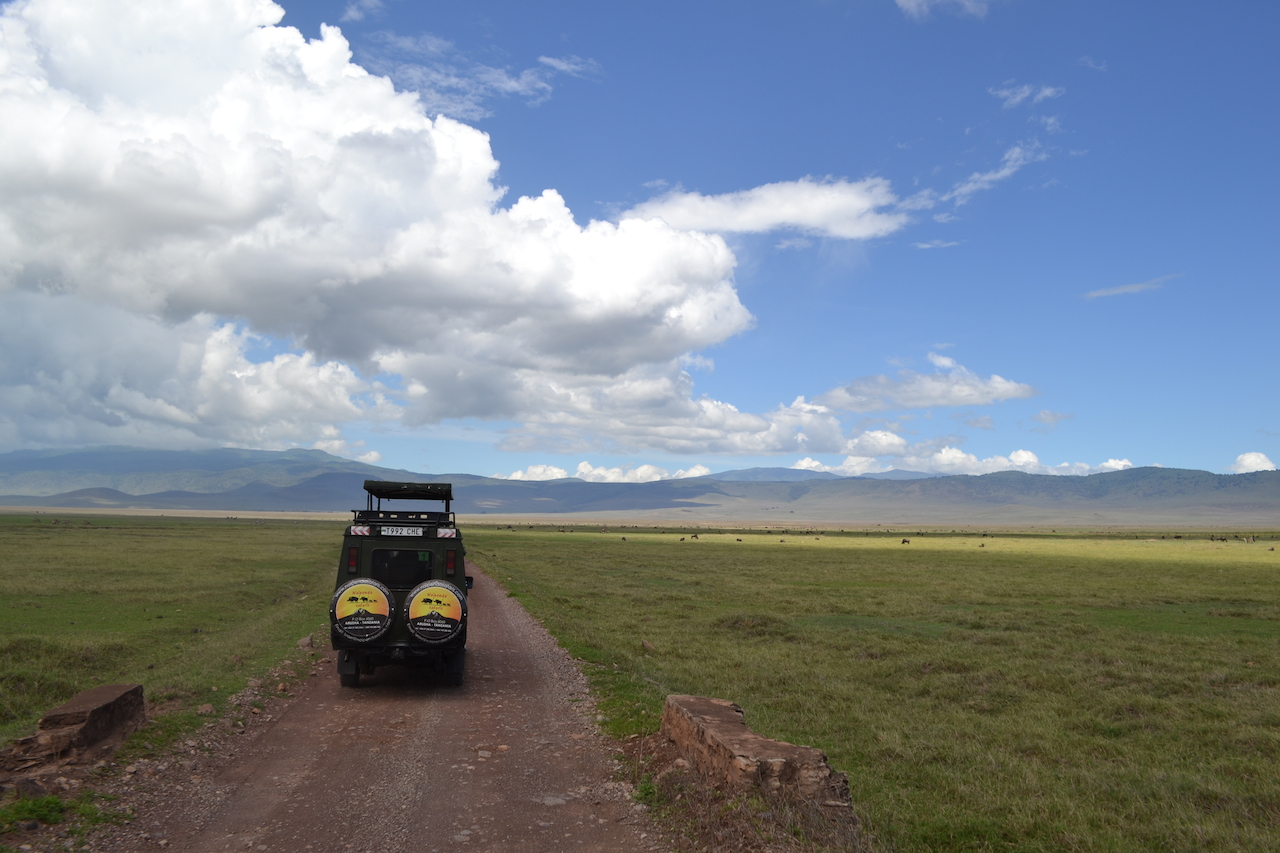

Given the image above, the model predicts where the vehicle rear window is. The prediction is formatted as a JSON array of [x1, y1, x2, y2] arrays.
[[371, 549, 433, 589]]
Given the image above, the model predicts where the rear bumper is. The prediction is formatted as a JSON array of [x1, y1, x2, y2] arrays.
[[332, 638, 465, 673]]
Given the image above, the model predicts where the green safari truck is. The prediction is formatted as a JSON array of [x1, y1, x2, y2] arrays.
[[329, 480, 471, 687]]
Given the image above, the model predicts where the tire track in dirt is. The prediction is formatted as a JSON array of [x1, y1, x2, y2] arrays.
[[96, 564, 666, 852]]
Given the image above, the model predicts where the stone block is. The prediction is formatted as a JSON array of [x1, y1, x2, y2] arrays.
[[660, 694, 849, 802], [38, 683, 145, 754]]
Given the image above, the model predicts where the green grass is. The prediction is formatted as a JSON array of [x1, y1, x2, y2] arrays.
[[0, 514, 341, 745], [0, 790, 129, 843], [469, 525, 1280, 852], [0, 795, 63, 832]]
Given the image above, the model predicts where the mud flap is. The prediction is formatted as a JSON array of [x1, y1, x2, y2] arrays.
[[337, 649, 360, 675], [446, 647, 465, 687]]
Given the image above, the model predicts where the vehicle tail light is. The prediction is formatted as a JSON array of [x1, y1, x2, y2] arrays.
[[446, 549, 457, 576], [347, 546, 359, 573]]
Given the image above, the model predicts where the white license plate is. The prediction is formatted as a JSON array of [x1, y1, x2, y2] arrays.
[[381, 526, 423, 537]]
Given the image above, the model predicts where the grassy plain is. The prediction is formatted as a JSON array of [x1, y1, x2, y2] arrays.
[[468, 525, 1280, 853], [0, 513, 341, 744]]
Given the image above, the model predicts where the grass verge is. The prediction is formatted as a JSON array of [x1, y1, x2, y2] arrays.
[[469, 524, 1280, 853], [0, 513, 340, 746]]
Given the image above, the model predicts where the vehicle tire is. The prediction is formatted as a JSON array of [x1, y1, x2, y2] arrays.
[[339, 671, 360, 688], [403, 580, 468, 645], [330, 578, 394, 644]]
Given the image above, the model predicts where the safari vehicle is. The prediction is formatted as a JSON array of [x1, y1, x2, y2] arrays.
[[329, 480, 472, 687]]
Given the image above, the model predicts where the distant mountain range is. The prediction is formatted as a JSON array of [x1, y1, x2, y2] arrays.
[[0, 447, 1276, 526], [0, 446, 418, 496]]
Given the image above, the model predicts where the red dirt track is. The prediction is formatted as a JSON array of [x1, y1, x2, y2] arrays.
[[95, 564, 665, 852]]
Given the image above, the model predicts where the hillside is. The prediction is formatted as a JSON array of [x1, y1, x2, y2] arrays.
[[0, 446, 432, 496], [0, 448, 1277, 526]]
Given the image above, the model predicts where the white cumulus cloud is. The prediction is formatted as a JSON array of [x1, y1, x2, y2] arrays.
[[0, 0, 763, 455], [496, 461, 711, 483], [574, 461, 710, 483], [497, 464, 570, 481], [893, 448, 1132, 476], [498, 389, 851, 456], [0, 292, 391, 452], [1231, 452, 1276, 474], [0, 0, 1076, 471], [793, 456, 886, 477], [844, 430, 910, 457], [817, 354, 1036, 413], [795, 449, 1133, 477], [624, 177, 910, 240]]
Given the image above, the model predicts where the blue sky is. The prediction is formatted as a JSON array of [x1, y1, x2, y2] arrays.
[[0, 0, 1275, 481]]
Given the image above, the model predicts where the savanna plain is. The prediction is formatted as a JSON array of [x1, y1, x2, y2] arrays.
[[2, 513, 1278, 852]]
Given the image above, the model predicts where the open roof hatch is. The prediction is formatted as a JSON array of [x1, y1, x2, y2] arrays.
[[363, 480, 452, 513]]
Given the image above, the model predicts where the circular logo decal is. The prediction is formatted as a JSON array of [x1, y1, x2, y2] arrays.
[[404, 581, 467, 644], [330, 579, 393, 642]]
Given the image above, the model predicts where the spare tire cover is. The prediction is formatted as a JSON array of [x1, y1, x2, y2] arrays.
[[404, 580, 467, 644], [330, 578, 394, 643]]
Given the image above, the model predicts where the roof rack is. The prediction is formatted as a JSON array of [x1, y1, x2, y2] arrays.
[[362, 480, 453, 514]]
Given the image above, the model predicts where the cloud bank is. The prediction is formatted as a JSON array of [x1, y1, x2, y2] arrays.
[[0, 0, 1076, 472], [795, 449, 1133, 478], [499, 461, 711, 483], [0, 0, 759, 453]]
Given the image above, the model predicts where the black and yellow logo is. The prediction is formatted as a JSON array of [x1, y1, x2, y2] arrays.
[[330, 579, 393, 642], [404, 581, 466, 643]]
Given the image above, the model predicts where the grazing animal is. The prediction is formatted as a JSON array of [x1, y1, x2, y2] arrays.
[[979, 543, 985, 548], [901, 539, 910, 545], [680, 537, 685, 541], [621, 537, 627, 541], [736, 538, 743, 542]]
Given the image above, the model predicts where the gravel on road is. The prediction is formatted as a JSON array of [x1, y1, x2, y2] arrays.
[[87, 563, 668, 853]]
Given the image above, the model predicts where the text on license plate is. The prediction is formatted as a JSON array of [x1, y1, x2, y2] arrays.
[[382, 526, 423, 536]]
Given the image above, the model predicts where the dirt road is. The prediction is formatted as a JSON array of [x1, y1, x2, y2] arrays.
[[95, 565, 665, 852]]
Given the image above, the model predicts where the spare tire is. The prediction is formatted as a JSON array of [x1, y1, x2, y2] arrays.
[[330, 578, 394, 643], [403, 580, 467, 645]]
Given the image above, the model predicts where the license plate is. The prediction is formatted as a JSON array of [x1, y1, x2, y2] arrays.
[[381, 526, 423, 537]]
